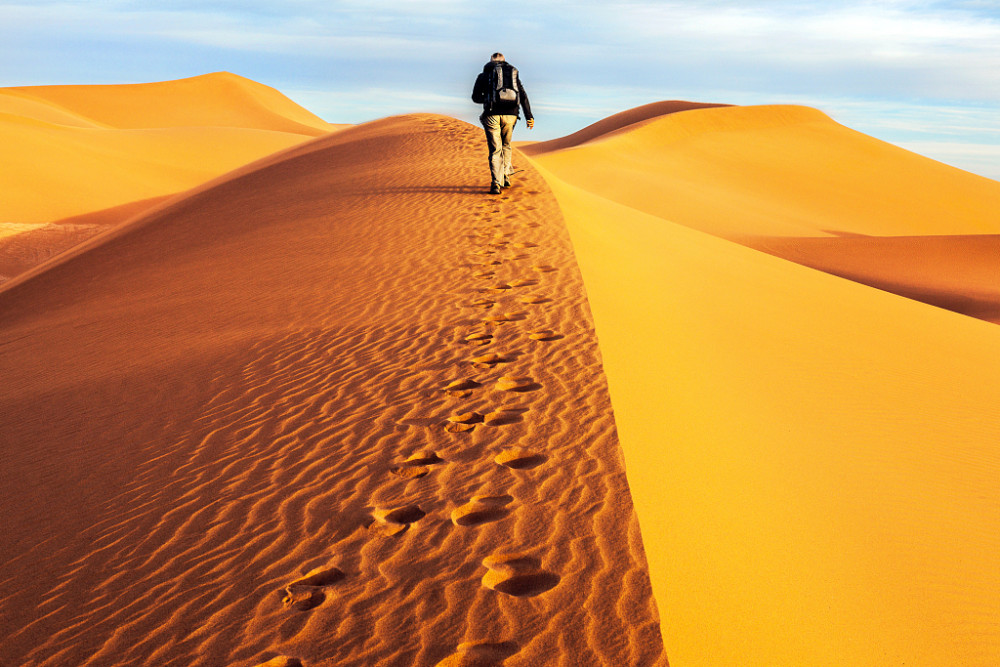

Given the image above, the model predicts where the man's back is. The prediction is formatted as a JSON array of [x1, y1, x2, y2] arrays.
[[473, 60, 533, 121]]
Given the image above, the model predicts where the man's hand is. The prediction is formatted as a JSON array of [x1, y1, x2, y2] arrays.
[[527, 118, 535, 129]]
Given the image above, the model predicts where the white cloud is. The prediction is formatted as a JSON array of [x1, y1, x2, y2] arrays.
[[2, 0, 999, 178]]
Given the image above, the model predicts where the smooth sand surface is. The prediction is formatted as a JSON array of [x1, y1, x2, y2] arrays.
[[529, 104, 1000, 665], [0, 114, 665, 666], [0, 72, 342, 225]]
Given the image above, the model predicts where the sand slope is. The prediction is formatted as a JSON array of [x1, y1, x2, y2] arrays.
[[528, 103, 1000, 326], [0, 115, 665, 666], [529, 105, 1000, 665], [0, 72, 343, 225]]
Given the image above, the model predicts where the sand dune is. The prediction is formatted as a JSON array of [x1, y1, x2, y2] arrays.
[[0, 73, 342, 225], [0, 73, 345, 283], [4, 76, 999, 667], [530, 104, 1000, 237], [529, 104, 1000, 665], [0, 115, 665, 666]]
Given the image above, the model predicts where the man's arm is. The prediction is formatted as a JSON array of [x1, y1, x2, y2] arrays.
[[472, 73, 486, 104], [518, 78, 534, 128]]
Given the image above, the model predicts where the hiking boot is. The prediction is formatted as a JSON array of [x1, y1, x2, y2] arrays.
[[489, 183, 501, 195], [503, 177, 511, 188]]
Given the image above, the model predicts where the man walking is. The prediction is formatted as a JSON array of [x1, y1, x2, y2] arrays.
[[472, 53, 534, 195]]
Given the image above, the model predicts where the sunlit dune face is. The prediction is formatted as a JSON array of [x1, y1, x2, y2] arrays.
[[530, 103, 1000, 666]]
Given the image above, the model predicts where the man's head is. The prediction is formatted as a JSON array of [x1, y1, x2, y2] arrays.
[[491, 53, 505, 62]]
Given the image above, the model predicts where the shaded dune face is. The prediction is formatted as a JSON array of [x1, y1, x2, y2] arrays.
[[746, 234, 1000, 324], [0, 115, 666, 666]]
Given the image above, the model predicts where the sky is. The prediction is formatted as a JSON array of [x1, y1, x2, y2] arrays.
[[2, 0, 999, 180]]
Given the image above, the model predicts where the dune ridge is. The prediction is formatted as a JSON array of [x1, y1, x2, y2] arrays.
[[0, 72, 343, 225], [0, 115, 666, 666], [520, 101, 730, 155], [0, 72, 346, 284], [529, 103, 1000, 665]]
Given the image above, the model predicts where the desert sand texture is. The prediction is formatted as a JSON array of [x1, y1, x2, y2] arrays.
[[528, 104, 1000, 665], [0, 72, 344, 282], [0, 113, 666, 666]]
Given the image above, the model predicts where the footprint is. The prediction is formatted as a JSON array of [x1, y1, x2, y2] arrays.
[[527, 330, 562, 341], [369, 505, 426, 536], [486, 283, 512, 293], [464, 298, 495, 309], [495, 376, 540, 392], [404, 451, 443, 466], [483, 408, 526, 426], [451, 494, 513, 526], [495, 447, 547, 469], [508, 278, 538, 288], [469, 352, 507, 368], [390, 465, 430, 479], [481, 553, 560, 597], [281, 565, 345, 611], [463, 332, 493, 346], [533, 265, 557, 273], [472, 271, 496, 280], [483, 312, 526, 324], [442, 378, 483, 397], [446, 411, 485, 432], [282, 585, 326, 611], [434, 642, 519, 667], [390, 450, 444, 478], [254, 657, 303, 667], [517, 294, 549, 305], [512, 241, 537, 249]]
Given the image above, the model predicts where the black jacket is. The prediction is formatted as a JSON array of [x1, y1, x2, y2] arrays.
[[472, 61, 533, 120]]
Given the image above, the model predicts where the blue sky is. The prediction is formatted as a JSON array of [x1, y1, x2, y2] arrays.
[[2, 0, 999, 179]]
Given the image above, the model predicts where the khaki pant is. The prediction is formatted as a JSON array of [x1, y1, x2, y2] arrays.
[[482, 114, 517, 188]]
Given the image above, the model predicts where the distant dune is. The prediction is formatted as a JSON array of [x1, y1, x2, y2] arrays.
[[2, 75, 999, 667], [520, 100, 730, 155], [0, 72, 345, 282]]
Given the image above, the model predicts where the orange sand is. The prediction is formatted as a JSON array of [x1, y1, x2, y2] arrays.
[[0, 73, 345, 284], [530, 104, 1000, 665], [0, 72, 342, 225], [4, 75, 1000, 667], [0, 113, 665, 666]]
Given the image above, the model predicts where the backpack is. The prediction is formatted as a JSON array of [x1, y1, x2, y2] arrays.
[[488, 63, 519, 110]]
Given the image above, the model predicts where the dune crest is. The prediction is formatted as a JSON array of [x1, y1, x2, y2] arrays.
[[0, 115, 666, 666], [520, 100, 730, 155]]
